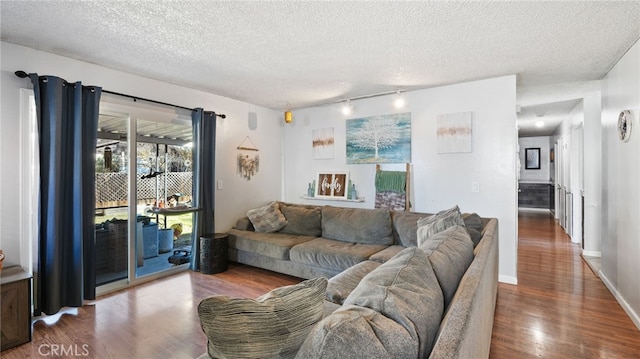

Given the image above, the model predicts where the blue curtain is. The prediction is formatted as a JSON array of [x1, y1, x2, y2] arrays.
[[190, 109, 216, 270], [29, 74, 101, 315]]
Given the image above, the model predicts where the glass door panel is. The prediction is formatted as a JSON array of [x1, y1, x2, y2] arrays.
[[95, 98, 193, 291], [135, 119, 194, 278], [95, 113, 130, 286]]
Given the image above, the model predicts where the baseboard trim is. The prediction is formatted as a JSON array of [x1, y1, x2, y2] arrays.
[[599, 271, 640, 331], [499, 275, 518, 285], [582, 250, 601, 257], [517, 207, 552, 214]]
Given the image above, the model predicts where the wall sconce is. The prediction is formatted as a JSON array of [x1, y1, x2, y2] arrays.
[[342, 100, 353, 116], [284, 111, 293, 124]]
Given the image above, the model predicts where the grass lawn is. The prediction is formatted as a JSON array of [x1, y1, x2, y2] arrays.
[[95, 206, 194, 247]]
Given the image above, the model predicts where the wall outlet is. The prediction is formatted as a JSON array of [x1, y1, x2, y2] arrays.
[[472, 182, 480, 193], [217, 180, 223, 190]]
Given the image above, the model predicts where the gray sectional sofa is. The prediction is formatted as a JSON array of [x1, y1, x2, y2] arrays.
[[212, 202, 498, 358]]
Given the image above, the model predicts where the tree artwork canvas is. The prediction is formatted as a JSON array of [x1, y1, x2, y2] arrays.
[[346, 113, 411, 164]]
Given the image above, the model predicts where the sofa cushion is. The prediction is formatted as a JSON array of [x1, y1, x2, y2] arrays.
[[198, 277, 327, 359], [418, 225, 474, 309], [323, 300, 341, 317], [228, 229, 315, 260], [233, 216, 254, 231], [368, 245, 406, 263], [343, 247, 445, 358], [416, 205, 465, 246], [246, 201, 288, 233], [321, 206, 393, 245], [326, 260, 382, 305], [289, 237, 387, 272], [391, 210, 432, 246], [295, 305, 419, 359], [278, 203, 322, 237]]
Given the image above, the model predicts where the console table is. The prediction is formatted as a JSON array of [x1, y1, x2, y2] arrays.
[[1, 266, 32, 351]]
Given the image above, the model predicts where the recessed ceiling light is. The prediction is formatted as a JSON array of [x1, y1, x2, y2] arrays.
[[535, 120, 545, 128]]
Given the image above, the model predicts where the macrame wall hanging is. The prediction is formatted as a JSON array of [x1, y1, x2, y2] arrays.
[[237, 136, 260, 180]]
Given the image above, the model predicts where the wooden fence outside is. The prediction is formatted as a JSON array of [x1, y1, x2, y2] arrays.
[[96, 172, 193, 209]]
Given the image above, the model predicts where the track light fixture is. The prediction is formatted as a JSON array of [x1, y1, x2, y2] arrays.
[[342, 100, 353, 116], [394, 91, 405, 108]]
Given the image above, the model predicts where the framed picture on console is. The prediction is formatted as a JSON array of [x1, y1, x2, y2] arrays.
[[315, 172, 348, 199], [525, 148, 541, 169]]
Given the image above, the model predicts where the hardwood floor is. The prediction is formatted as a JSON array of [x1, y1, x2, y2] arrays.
[[1, 265, 301, 359], [490, 210, 640, 358], [3, 211, 639, 358]]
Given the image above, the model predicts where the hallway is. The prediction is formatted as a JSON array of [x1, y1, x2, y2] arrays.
[[489, 210, 640, 358]]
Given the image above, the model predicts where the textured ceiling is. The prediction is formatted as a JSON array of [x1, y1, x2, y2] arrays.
[[2, 1, 639, 136]]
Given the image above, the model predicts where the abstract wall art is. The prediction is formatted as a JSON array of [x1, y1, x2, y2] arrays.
[[312, 127, 334, 159], [436, 111, 472, 154]]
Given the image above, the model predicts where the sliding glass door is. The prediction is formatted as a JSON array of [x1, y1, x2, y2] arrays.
[[95, 96, 194, 291]]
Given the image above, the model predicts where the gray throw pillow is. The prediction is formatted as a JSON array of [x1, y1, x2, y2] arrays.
[[343, 247, 444, 358], [278, 203, 322, 237], [296, 305, 419, 359], [246, 201, 288, 233], [198, 277, 327, 359], [416, 205, 464, 246], [463, 212, 483, 247], [391, 210, 432, 247], [418, 225, 474, 308]]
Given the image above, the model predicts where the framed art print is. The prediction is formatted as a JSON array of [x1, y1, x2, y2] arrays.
[[315, 172, 348, 199], [525, 148, 541, 169]]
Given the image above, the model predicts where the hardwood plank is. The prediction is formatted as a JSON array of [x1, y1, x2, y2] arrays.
[[3, 211, 639, 358], [1, 264, 301, 359], [490, 211, 640, 358]]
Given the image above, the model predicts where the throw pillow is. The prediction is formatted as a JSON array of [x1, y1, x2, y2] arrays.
[[391, 210, 432, 247], [246, 201, 288, 233], [296, 305, 419, 359], [418, 225, 474, 309], [343, 247, 444, 358], [278, 202, 322, 237], [416, 205, 464, 246], [198, 277, 328, 359], [462, 212, 483, 247]]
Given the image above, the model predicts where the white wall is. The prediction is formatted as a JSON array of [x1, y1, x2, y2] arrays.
[[0, 42, 283, 267], [284, 76, 519, 283], [518, 136, 552, 183], [600, 39, 640, 329]]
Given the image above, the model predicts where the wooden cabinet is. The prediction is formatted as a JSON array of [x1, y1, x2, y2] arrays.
[[1, 266, 32, 351]]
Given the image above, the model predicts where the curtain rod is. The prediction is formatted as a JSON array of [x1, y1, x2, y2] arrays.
[[14, 70, 226, 119]]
